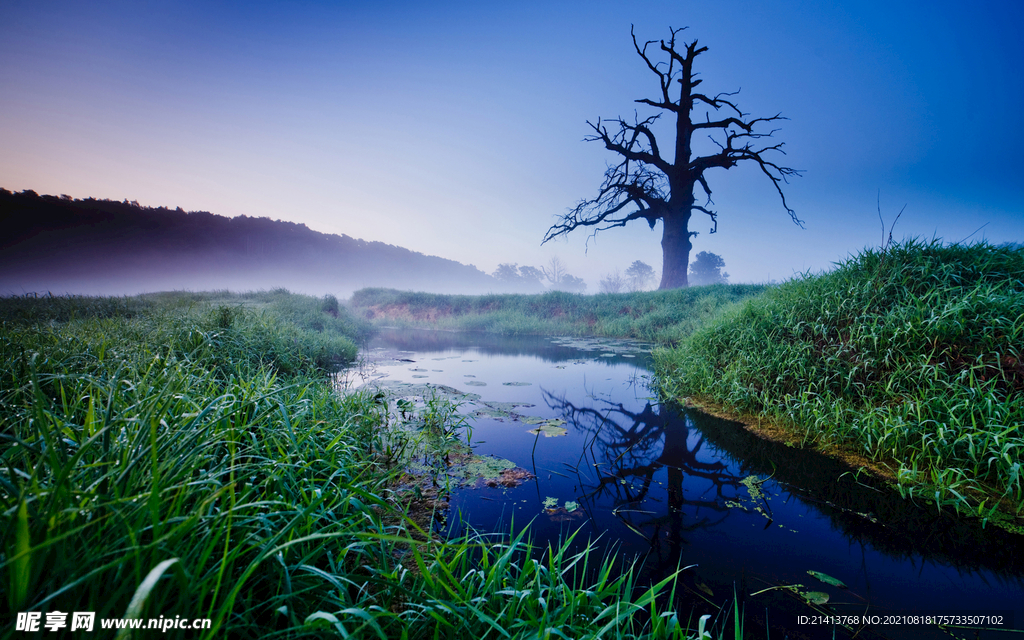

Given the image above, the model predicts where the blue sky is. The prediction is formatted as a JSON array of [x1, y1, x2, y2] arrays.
[[2, 0, 1021, 288]]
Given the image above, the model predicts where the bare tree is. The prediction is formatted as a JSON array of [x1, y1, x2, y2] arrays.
[[599, 269, 625, 293], [543, 26, 802, 289], [541, 256, 569, 287]]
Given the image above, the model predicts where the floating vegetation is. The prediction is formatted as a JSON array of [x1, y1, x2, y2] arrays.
[[548, 336, 653, 355], [803, 591, 830, 605], [542, 498, 583, 521], [465, 380, 487, 387], [807, 571, 847, 589], [483, 467, 535, 488], [727, 475, 775, 524], [526, 419, 569, 437], [502, 381, 532, 386]]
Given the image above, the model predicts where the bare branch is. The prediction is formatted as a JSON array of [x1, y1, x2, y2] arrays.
[[547, 26, 802, 288]]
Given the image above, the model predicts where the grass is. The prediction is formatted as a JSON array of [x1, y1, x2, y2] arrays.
[[0, 291, 718, 639], [655, 239, 1024, 525], [349, 285, 767, 343]]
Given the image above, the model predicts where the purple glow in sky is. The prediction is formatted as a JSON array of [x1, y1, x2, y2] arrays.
[[2, 0, 1021, 288]]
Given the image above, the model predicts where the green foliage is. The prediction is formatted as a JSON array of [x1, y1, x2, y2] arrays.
[[351, 285, 767, 344], [688, 252, 728, 286], [625, 261, 656, 291], [0, 292, 720, 639], [656, 239, 1024, 520]]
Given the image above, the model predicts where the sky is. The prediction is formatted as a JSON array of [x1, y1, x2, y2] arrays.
[[2, 0, 1022, 289]]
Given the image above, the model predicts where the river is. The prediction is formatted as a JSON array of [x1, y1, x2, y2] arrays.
[[343, 328, 1024, 639]]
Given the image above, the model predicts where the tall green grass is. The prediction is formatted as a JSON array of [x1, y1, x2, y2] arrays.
[[350, 285, 766, 343], [656, 239, 1024, 523], [1, 293, 710, 639]]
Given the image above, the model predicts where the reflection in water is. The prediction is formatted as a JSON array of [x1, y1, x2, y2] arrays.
[[544, 391, 740, 551], [358, 330, 1024, 640], [542, 391, 1024, 639]]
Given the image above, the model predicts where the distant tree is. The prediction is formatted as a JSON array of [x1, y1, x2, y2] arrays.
[[543, 26, 801, 289], [555, 274, 587, 293], [493, 263, 545, 291], [541, 256, 587, 292], [541, 256, 569, 287], [625, 260, 656, 292], [688, 251, 729, 285], [518, 265, 545, 287], [493, 263, 522, 283], [600, 269, 626, 293]]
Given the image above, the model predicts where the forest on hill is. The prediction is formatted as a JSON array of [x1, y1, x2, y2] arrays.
[[0, 188, 496, 296]]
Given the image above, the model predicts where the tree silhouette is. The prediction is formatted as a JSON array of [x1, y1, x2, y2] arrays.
[[544, 26, 802, 289], [688, 251, 729, 285], [599, 269, 625, 293], [624, 260, 656, 291], [542, 256, 587, 292], [492, 263, 545, 291]]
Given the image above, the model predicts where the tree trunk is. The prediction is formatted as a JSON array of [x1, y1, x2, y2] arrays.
[[659, 210, 692, 289]]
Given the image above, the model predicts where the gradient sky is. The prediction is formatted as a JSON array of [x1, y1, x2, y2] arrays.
[[2, 0, 1022, 288]]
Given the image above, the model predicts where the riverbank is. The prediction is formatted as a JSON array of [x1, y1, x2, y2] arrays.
[[0, 291, 703, 639], [655, 239, 1024, 529], [351, 241, 1024, 530], [349, 285, 766, 343]]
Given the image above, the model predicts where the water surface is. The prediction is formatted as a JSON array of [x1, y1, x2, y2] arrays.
[[347, 329, 1024, 639]]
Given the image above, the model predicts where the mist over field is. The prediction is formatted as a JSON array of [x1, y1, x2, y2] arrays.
[[0, 189, 501, 297]]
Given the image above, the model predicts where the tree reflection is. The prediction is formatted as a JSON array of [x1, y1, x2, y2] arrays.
[[541, 388, 746, 559]]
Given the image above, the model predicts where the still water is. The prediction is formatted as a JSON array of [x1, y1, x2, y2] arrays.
[[347, 329, 1024, 639]]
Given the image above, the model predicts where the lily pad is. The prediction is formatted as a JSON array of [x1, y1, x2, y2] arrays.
[[807, 571, 847, 589], [564, 501, 579, 512], [527, 421, 569, 437], [522, 417, 565, 426], [803, 591, 830, 605]]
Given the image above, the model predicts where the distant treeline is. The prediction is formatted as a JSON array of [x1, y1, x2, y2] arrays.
[[0, 188, 496, 296]]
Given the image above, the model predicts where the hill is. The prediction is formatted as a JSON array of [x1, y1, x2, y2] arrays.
[[0, 188, 496, 296]]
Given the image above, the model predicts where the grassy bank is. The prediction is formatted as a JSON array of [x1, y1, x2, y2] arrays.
[[350, 285, 767, 343], [1, 292, 709, 639], [655, 240, 1024, 525]]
